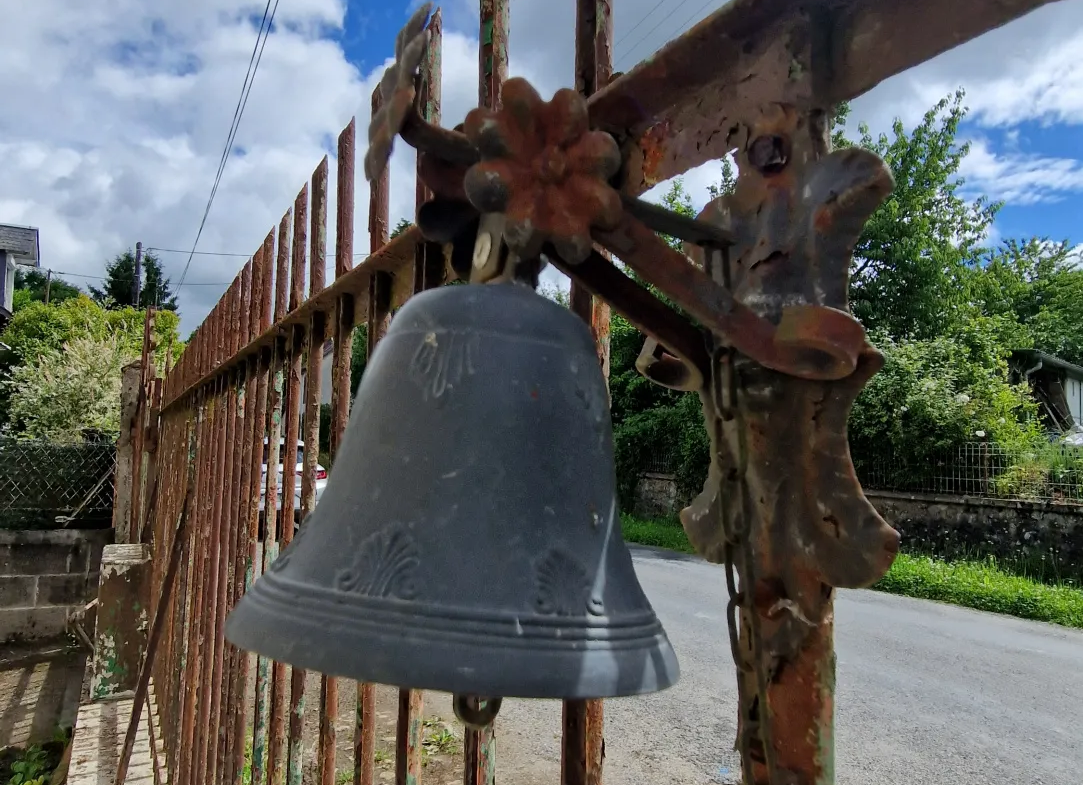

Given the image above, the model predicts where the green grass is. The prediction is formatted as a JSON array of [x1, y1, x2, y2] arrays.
[[876, 553, 1083, 628], [620, 514, 1083, 629], [620, 513, 695, 554]]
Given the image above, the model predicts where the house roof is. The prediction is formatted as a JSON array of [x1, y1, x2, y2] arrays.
[[1011, 349, 1083, 379], [0, 224, 40, 264]]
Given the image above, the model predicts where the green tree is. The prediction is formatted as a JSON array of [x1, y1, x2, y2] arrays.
[[848, 90, 999, 339], [968, 239, 1083, 365], [90, 250, 179, 311], [391, 219, 412, 239], [13, 269, 82, 307]]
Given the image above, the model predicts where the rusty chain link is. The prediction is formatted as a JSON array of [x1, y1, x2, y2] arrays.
[[709, 247, 782, 785]]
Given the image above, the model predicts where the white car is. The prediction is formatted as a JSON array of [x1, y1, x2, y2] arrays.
[[258, 438, 328, 530]]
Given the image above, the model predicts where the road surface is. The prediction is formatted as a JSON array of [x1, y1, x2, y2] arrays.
[[246, 543, 1083, 784], [488, 546, 1083, 784]]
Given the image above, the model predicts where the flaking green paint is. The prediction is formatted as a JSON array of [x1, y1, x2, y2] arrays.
[[816, 650, 837, 785]]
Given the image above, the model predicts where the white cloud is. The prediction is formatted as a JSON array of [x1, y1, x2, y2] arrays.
[[960, 138, 1083, 206], [2, 0, 1081, 333]]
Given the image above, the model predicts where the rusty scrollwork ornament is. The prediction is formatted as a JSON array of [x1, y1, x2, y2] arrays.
[[364, 2, 434, 182], [677, 106, 902, 784]]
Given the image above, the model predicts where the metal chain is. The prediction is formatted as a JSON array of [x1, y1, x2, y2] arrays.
[[710, 246, 781, 785]]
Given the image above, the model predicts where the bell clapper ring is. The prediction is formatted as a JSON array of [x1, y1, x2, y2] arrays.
[[453, 694, 504, 730]]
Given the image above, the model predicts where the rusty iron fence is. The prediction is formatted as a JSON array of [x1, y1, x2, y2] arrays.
[[118, 1, 1057, 784]]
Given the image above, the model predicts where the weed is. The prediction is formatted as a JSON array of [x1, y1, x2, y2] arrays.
[[6, 744, 48, 785], [423, 727, 458, 755]]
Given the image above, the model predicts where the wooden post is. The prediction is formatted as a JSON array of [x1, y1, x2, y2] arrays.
[[113, 362, 142, 544]]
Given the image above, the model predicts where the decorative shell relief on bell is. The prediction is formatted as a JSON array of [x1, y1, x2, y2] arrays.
[[335, 525, 421, 601], [533, 549, 595, 617], [408, 329, 481, 402]]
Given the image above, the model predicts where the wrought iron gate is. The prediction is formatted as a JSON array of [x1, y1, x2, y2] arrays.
[[120, 1, 1056, 784]]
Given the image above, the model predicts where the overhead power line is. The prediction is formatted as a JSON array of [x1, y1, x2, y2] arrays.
[[176, 0, 282, 291]]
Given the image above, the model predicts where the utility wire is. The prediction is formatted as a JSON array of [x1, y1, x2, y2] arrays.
[[613, 0, 668, 49], [615, 0, 716, 73], [176, 0, 281, 291]]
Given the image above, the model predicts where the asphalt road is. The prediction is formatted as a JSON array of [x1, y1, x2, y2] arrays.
[[489, 546, 1083, 785]]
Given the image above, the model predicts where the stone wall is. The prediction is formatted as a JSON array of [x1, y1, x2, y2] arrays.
[[866, 490, 1083, 580], [0, 529, 112, 643], [633, 472, 682, 520], [631, 473, 1083, 578]]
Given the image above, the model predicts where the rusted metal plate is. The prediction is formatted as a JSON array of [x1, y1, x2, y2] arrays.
[[589, 0, 1052, 194], [587, 0, 1056, 194]]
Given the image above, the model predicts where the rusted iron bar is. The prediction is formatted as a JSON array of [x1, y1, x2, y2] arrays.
[[586, 0, 1055, 195], [282, 181, 309, 785], [254, 232, 287, 785], [223, 260, 254, 785], [194, 322, 230, 785], [267, 206, 294, 785], [207, 282, 241, 785], [462, 3, 505, 783], [560, 8, 611, 781], [478, 0, 508, 108], [112, 424, 197, 785], [395, 15, 442, 783], [177, 384, 209, 785], [354, 87, 388, 785], [167, 411, 196, 780], [234, 241, 275, 785], [320, 116, 356, 785]]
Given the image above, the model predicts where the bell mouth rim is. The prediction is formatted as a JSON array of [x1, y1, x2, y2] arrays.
[[235, 568, 669, 642], [226, 571, 681, 700]]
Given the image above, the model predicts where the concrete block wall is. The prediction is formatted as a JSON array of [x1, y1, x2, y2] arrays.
[[0, 529, 113, 643]]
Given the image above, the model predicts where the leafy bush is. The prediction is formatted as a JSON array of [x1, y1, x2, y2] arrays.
[[849, 319, 1042, 486], [4, 334, 137, 443]]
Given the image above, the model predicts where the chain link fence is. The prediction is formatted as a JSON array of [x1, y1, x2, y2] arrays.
[[855, 441, 1083, 504], [0, 438, 116, 529]]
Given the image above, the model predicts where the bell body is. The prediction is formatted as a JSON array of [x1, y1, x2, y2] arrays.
[[226, 282, 679, 700]]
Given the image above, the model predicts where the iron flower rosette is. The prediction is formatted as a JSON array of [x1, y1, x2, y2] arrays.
[[462, 78, 623, 263]]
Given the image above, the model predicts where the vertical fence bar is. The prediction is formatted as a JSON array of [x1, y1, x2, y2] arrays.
[[237, 236, 276, 785], [463, 3, 505, 783], [223, 259, 254, 785], [479, 0, 509, 108], [266, 209, 293, 785], [208, 279, 241, 785], [195, 304, 230, 785], [354, 87, 389, 785], [296, 157, 329, 785], [562, 2, 612, 783], [393, 13, 442, 785], [253, 223, 284, 785], [323, 116, 355, 785], [280, 181, 309, 785], [180, 321, 216, 785]]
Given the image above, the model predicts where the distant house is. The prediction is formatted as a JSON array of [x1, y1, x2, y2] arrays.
[[1010, 349, 1083, 436], [0, 224, 40, 325]]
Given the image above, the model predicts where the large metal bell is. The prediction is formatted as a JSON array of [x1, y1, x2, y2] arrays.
[[225, 282, 679, 716]]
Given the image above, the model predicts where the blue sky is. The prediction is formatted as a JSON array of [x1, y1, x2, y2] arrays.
[[2, 0, 1080, 330]]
